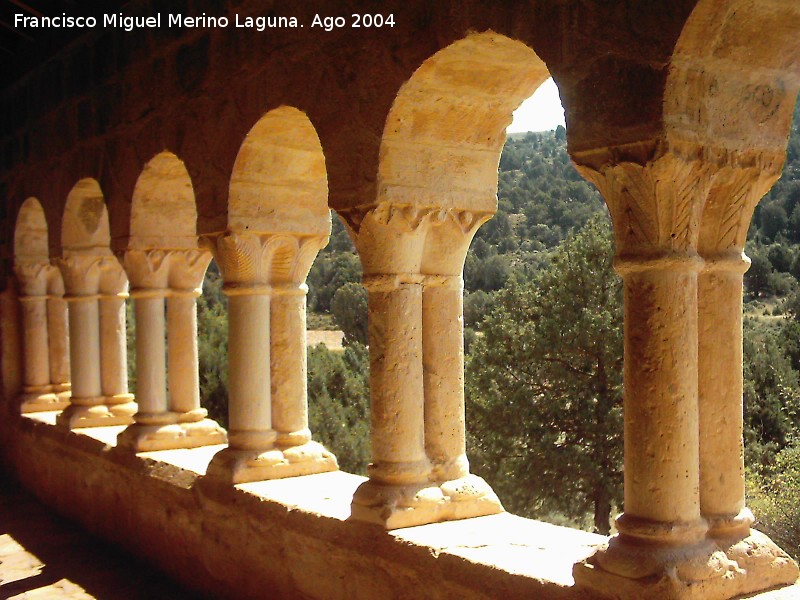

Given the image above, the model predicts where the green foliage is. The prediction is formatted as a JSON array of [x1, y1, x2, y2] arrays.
[[197, 263, 229, 426], [465, 130, 607, 294], [747, 441, 800, 560], [752, 100, 800, 244], [331, 282, 369, 346], [307, 343, 371, 474], [463, 290, 494, 329], [743, 318, 800, 467], [125, 301, 136, 394], [466, 216, 623, 534], [307, 217, 362, 312]]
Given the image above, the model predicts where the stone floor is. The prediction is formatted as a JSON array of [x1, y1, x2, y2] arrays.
[[0, 471, 201, 600]]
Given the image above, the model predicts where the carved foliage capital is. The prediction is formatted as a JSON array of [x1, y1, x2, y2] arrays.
[[582, 155, 715, 256], [342, 202, 493, 275], [168, 248, 212, 292], [14, 261, 52, 297], [209, 231, 327, 286], [98, 256, 129, 296], [699, 164, 781, 255], [55, 255, 105, 296], [123, 249, 172, 290]]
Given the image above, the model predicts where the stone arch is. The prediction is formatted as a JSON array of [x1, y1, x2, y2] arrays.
[[62, 179, 112, 255], [130, 152, 199, 250], [14, 197, 49, 264], [667, 0, 800, 253], [371, 31, 551, 276], [378, 31, 550, 215], [228, 105, 330, 238]]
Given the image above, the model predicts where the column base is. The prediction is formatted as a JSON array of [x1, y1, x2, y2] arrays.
[[203, 441, 338, 485], [350, 474, 503, 529], [574, 531, 740, 600], [714, 529, 799, 598], [52, 383, 71, 404], [574, 530, 799, 600], [116, 418, 227, 452], [19, 391, 69, 413], [56, 399, 137, 429]]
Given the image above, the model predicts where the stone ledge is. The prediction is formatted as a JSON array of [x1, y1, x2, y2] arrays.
[[0, 413, 797, 600]]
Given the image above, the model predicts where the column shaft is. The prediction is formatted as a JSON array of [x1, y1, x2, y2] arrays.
[[167, 294, 201, 415], [618, 260, 702, 528], [134, 295, 167, 415], [698, 258, 748, 532], [47, 295, 70, 392], [99, 295, 129, 398], [367, 279, 429, 486], [423, 277, 469, 480], [270, 285, 311, 447], [20, 296, 51, 392], [68, 297, 102, 401], [226, 291, 274, 450]]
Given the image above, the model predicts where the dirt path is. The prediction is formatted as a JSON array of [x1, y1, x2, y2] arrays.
[[307, 330, 344, 351]]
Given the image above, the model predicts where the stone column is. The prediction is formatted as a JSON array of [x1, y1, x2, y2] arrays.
[[55, 255, 135, 428], [97, 258, 136, 423], [606, 253, 721, 565], [349, 205, 501, 528], [572, 157, 735, 598], [696, 166, 800, 593], [698, 252, 751, 538], [270, 282, 311, 447], [422, 274, 470, 481], [166, 249, 226, 444], [166, 291, 203, 416], [56, 255, 109, 427], [363, 273, 430, 487], [204, 232, 335, 485], [226, 285, 274, 450], [118, 249, 226, 451], [133, 290, 168, 419], [46, 269, 71, 403], [14, 261, 63, 412]]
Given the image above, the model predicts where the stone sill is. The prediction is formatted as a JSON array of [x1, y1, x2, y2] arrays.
[[1, 413, 798, 600]]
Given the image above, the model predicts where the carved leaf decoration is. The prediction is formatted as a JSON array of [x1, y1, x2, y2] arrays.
[[717, 181, 749, 252], [218, 232, 258, 283], [98, 256, 128, 294], [263, 235, 298, 283], [14, 261, 51, 296], [294, 236, 326, 282], [169, 249, 212, 290]]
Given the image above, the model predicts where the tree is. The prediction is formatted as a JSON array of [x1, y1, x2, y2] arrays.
[[197, 263, 229, 426], [466, 216, 623, 534], [331, 282, 369, 346], [307, 343, 371, 473], [743, 318, 800, 467], [747, 441, 800, 560], [745, 248, 774, 298]]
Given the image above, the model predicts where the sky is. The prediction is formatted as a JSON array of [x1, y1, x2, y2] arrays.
[[507, 78, 566, 133]]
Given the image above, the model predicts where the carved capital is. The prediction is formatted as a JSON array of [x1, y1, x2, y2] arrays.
[[699, 165, 781, 255], [208, 231, 327, 286], [98, 256, 129, 296], [123, 249, 172, 290], [14, 261, 52, 297], [46, 262, 65, 296], [168, 248, 212, 292], [345, 202, 493, 275], [576, 155, 714, 257], [55, 255, 104, 296]]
